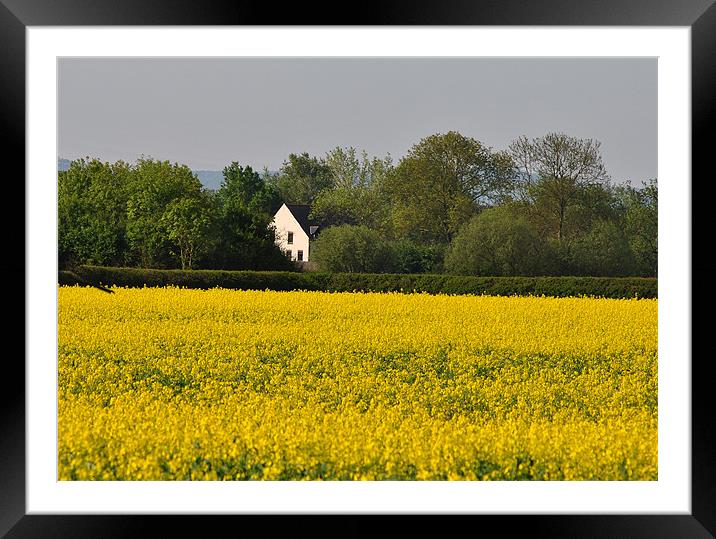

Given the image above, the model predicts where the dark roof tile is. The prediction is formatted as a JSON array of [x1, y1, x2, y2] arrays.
[[285, 204, 319, 238]]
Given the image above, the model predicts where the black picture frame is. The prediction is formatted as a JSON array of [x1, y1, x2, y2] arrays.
[[3, 1, 714, 537]]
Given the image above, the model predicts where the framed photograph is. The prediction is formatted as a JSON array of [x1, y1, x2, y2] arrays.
[[6, 0, 714, 536]]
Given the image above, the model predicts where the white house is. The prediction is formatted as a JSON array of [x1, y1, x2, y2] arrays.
[[271, 203, 319, 262]]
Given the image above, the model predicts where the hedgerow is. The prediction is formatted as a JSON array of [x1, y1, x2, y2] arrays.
[[59, 266, 657, 299]]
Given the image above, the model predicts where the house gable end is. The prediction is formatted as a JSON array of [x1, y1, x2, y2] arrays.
[[273, 204, 309, 242], [272, 204, 311, 261]]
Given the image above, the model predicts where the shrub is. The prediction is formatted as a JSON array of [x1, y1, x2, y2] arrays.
[[63, 266, 657, 299], [391, 240, 444, 274], [311, 225, 395, 273], [444, 207, 557, 276], [566, 220, 637, 276]]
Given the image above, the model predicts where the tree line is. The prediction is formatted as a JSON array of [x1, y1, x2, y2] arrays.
[[59, 131, 657, 277]]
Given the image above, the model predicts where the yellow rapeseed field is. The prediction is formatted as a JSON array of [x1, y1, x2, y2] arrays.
[[58, 286, 657, 481]]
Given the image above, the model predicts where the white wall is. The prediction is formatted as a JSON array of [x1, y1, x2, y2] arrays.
[[271, 204, 310, 261]]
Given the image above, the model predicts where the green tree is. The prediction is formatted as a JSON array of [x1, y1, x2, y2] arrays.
[[391, 239, 444, 274], [269, 152, 334, 205], [444, 206, 556, 276], [309, 147, 394, 231], [58, 158, 132, 268], [566, 219, 636, 276], [311, 225, 395, 273], [382, 131, 515, 244], [209, 162, 291, 270], [161, 195, 211, 269], [309, 185, 389, 230], [524, 180, 621, 274], [615, 179, 658, 276], [324, 146, 393, 189], [509, 133, 610, 244], [125, 157, 204, 268]]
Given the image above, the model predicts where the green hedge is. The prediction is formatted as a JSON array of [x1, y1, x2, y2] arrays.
[[59, 265, 657, 299]]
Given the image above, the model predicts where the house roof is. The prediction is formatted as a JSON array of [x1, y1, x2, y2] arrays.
[[284, 204, 319, 238]]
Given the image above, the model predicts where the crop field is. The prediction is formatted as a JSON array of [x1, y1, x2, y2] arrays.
[[58, 287, 657, 480]]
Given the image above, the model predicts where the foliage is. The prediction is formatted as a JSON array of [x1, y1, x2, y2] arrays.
[[64, 265, 658, 299], [323, 146, 393, 190], [299, 147, 393, 231], [268, 152, 334, 205], [58, 158, 132, 268], [382, 131, 515, 243], [309, 186, 387, 230], [208, 162, 292, 270], [509, 133, 610, 243], [125, 157, 204, 268], [390, 239, 444, 274], [57, 132, 657, 278], [160, 195, 212, 270], [444, 206, 557, 276], [58, 157, 293, 272], [310, 225, 396, 273], [566, 219, 637, 277], [614, 179, 658, 276], [59, 287, 657, 480]]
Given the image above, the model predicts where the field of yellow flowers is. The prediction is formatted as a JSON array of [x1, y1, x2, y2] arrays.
[[58, 286, 657, 481]]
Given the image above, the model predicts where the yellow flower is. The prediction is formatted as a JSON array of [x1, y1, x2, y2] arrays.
[[58, 286, 657, 481]]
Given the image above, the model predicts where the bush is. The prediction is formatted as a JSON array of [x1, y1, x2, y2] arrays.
[[63, 266, 657, 299], [311, 225, 395, 273], [391, 240, 444, 274], [566, 220, 637, 277], [444, 207, 557, 276]]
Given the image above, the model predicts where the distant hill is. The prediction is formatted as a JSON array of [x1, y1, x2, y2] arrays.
[[58, 158, 70, 171]]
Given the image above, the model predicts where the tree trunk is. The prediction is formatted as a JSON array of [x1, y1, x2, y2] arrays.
[[557, 199, 566, 243]]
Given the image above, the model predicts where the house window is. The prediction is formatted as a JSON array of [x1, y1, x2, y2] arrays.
[[286, 250, 292, 259], [287, 232, 294, 244], [297, 250, 304, 261]]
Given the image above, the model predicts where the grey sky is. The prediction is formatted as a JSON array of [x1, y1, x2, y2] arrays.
[[58, 57, 656, 184]]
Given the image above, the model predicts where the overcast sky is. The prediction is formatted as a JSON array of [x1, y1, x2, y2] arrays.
[[58, 57, 656, 184]]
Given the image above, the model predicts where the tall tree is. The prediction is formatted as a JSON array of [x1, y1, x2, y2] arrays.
[[161, 195, 211, 270], [310, 225, 395, 273], [269, 152, 333, 205], [382, 131, 514, 243], [509, 133, 610, 243], [58, 158, 132, 268], [567, 219, 636, 276], [615, 178, 658, 276], [125, 157, 204, 268], [444, 206, 557, 276], [310, 147, 393, 231], [210, 162, 289, 270], [324, 146, 393, 189]]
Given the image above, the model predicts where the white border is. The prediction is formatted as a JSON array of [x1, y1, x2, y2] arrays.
[[27, 27, 690, 514]]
